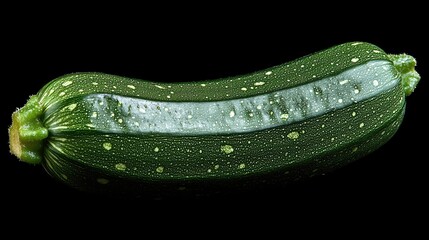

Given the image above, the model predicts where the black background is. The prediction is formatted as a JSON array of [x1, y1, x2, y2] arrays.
[[2, 9, 427, 230]]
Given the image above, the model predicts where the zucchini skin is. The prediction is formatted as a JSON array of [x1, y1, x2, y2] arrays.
[[9, 42, 419, 196]]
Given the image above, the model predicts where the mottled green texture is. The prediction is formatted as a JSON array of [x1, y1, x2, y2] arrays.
[[38, 42, 388, 105], [9, 42, 419, 195]]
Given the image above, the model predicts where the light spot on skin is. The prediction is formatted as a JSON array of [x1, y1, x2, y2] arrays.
[[321, 124, 325, 128], [155, 85, 166, 89], [280, 113, 289, 120], [127, 85, 136, 89], [118, 119, 123, 123], [52, 137, 67, 142], [78, 89, 84, 92], [256, 105, 262, 110], [92, 112, 98, 118], [154, 147, 160, 152], [300, 64, 305, 68], [241, 87, 247, 91], [200, 84, 207, 87], [359, 123, 365, 128], [134, 122, 140, 126], [354, 89, 360, 94], [352, 147, 358, 152], [339, 79, 349, 85], [67, 103, 77, 111], [229, 111, 235, 117], [331, 137, 335, 141], [351, 42, 363, 46], [99, 102, 104, 106], [188, 115, 193, 119], [373, 80, 379, 86], [92, 82, 98, 86], [338, 99, 343, 103], [287, 131, 300, 140], [62, 81, 73, 87], [97, 178, 109, 184], [103, 142, 112, 150], [220, 145, 234, 154], [166, 95, 171, 99], [373, 50, 381, 53], [238, 163, 246, 169], [115, 163, 126, 171], [59, 92, 65, 96], [86, 124, 95, 128], [254, 82, 265, 86], [265, 71, 273, 76], [352, 112, 357, 117], [207, 169, 212, 173], [351, 58, 359, 63], [156, 166, 164, 173], [214, 165, 220, 170], [249, 113, 254, 117]]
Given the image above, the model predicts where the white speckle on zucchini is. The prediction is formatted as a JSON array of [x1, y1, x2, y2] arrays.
[[115, 163, 126, 171], [62, 81, 73, 86], [221, 145, 234, 154], [280, 113, 289, 120], [339, 79, 349, 85], [103, 142, 112, 150], [66, 103, 77, 111], [154, 85, 166, 89], [287, 131, 300, 140]]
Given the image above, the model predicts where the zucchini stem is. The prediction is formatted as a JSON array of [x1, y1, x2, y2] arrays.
[[9, 95, 48, 164], [388, 54, 421, 96]]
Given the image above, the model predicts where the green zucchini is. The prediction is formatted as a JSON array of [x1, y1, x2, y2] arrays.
[[9, 42, 420, 196]]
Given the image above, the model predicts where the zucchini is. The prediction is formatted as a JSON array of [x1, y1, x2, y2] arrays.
[[9, 42, 420, 196]]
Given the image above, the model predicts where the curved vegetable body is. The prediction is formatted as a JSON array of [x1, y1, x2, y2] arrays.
[[9, 42, 420, 195]]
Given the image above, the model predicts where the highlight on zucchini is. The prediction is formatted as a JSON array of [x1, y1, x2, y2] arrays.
[[9, 42, 420, 195]]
